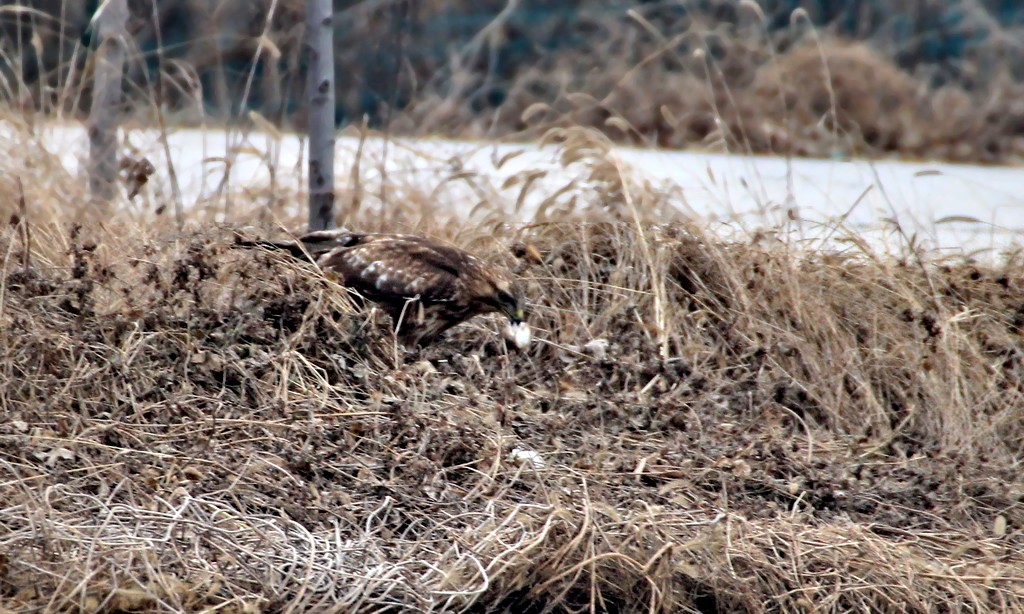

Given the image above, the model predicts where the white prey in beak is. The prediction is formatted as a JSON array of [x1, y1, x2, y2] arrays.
[[503, 321, 533, 349]]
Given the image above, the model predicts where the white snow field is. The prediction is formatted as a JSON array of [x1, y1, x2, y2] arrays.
[[9, 121, 1024, 257]]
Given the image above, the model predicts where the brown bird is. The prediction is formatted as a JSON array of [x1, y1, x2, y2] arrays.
[[236, 229, 530, 347]]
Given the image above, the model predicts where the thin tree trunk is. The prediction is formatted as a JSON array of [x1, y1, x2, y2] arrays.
[[305, 0, 336, 231], [186, 0, 230, 119], [88, 0, 129, 205]]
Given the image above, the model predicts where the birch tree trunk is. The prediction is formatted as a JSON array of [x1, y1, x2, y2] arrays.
[[305, 0, 336, 231], [88, 0, 129, 205]]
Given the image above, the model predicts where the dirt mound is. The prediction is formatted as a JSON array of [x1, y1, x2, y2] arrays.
[[1, 221, 1023, 612]]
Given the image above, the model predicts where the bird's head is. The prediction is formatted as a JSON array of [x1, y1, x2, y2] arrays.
[[475, 267, 531, 349], [489, 277, 526, 324]]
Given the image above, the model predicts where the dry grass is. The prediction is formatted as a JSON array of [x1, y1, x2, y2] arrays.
[[1, 116, 1024, 613]]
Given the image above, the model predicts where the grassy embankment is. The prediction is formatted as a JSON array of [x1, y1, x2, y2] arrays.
[[1, 113, 1023, 612]]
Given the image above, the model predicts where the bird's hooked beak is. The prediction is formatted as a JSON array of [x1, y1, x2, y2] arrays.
[[506, 296, 525, 325], [492, 284, 526, 324], [500, 293, 531, 349]]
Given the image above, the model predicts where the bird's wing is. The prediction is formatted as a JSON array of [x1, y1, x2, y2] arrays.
[[317, 238, 467, 304]]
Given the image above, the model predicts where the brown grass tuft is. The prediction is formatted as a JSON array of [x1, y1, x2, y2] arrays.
[[750, 42, 923, 156]]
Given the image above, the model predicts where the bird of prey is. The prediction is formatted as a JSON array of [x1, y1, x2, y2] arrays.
[[236, 229, 531, 348]]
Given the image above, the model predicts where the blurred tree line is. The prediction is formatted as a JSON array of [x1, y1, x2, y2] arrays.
[[2, 0, 1022, 130]]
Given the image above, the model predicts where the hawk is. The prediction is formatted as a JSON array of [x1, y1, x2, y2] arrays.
[[236, 229, 531, 348]]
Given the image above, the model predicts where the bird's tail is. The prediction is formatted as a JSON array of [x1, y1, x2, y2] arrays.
[[232, 236, 310, 260], [233, 228, 360, 261]]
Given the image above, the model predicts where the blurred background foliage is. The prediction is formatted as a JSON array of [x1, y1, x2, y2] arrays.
[[2, 0, 1023, 159]]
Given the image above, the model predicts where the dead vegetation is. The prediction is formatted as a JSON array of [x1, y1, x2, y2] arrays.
[[1, 123, 1024, 612]]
